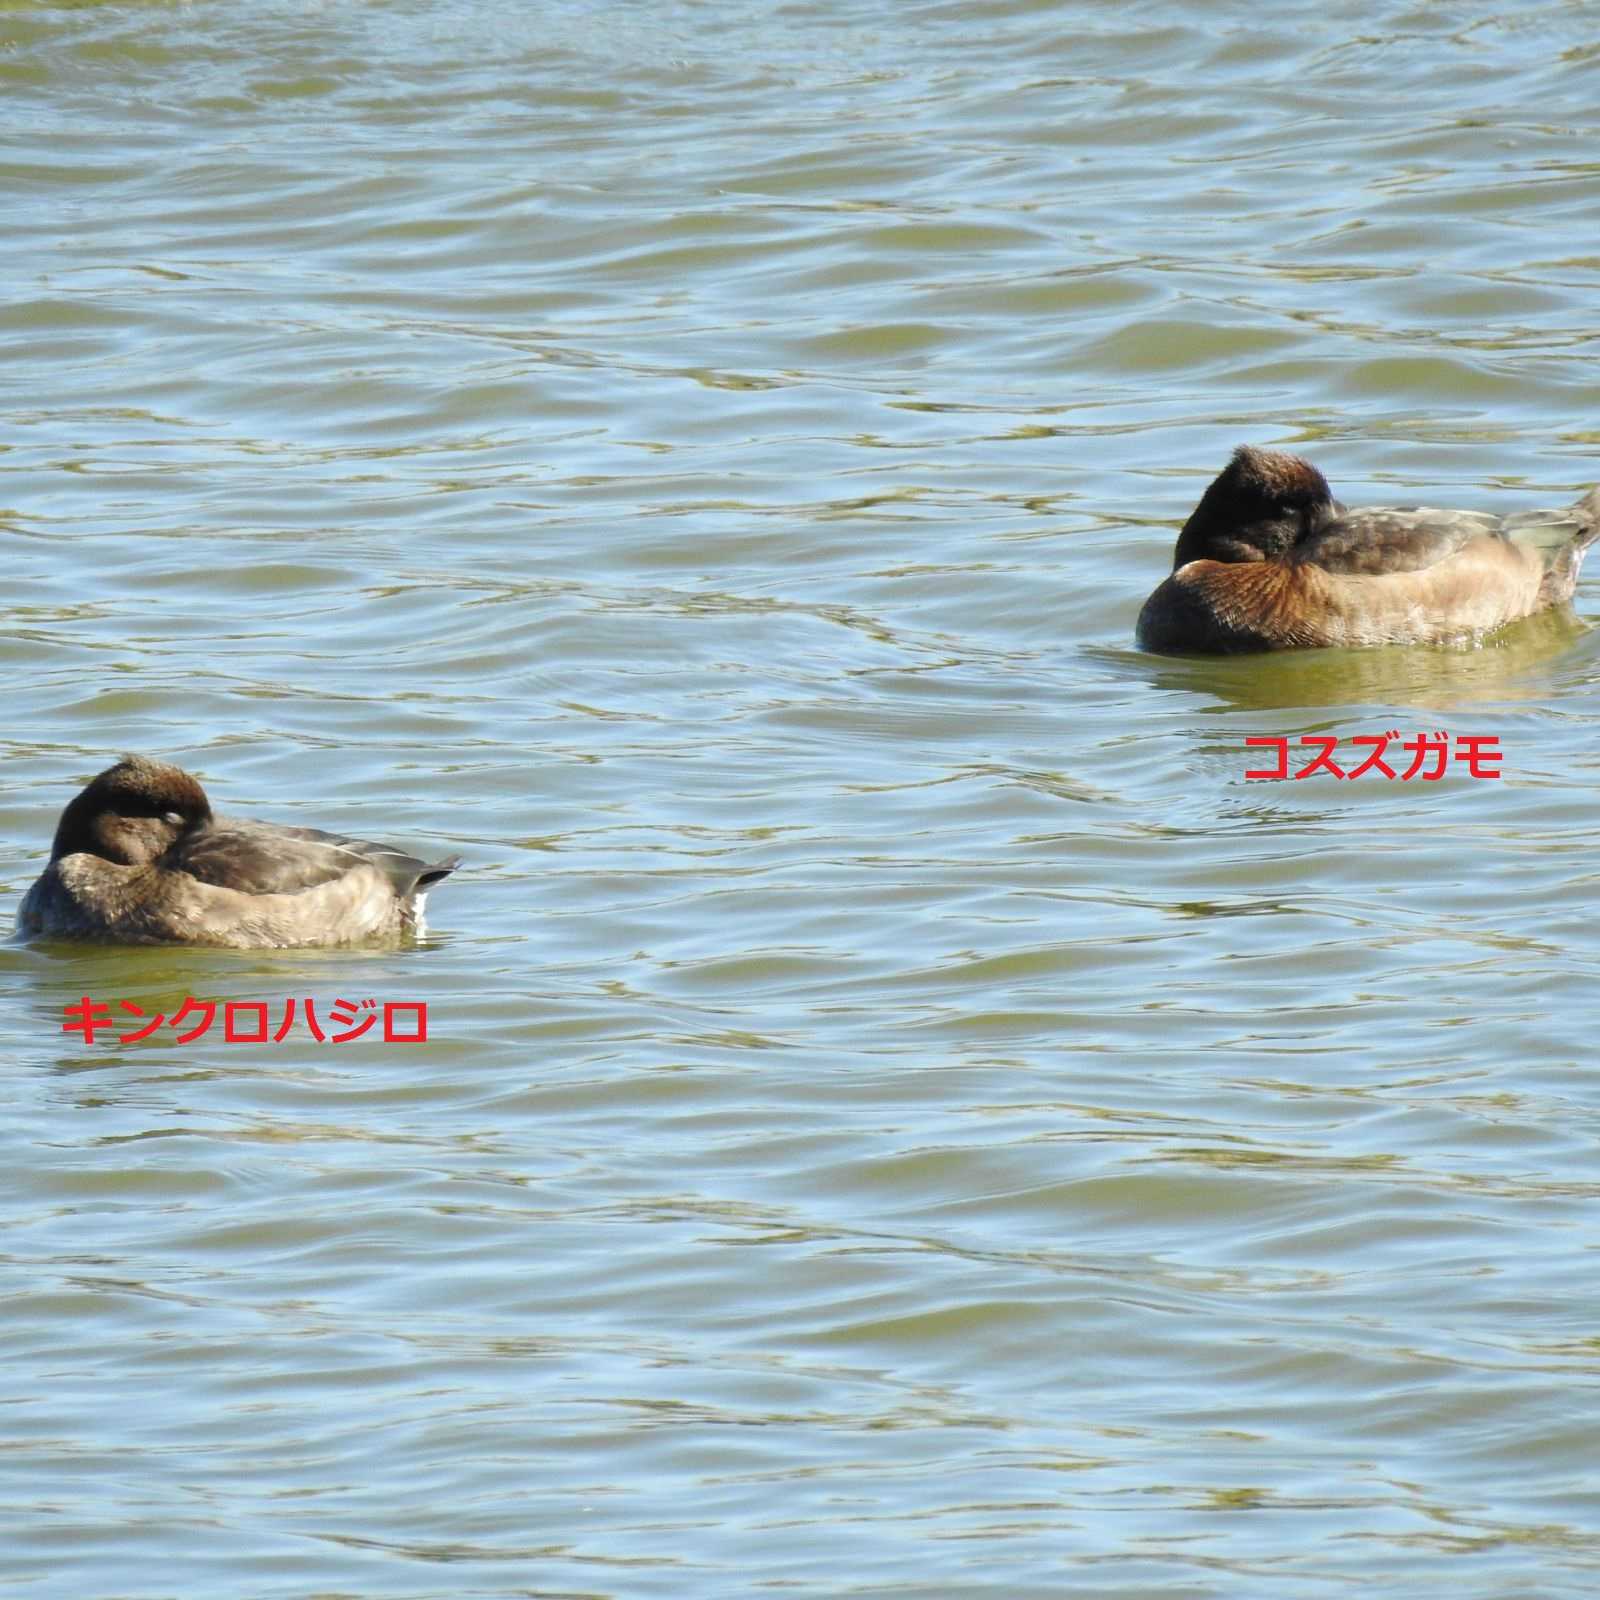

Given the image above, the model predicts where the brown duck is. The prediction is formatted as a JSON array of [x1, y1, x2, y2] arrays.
[[1137, 445, 1600, 654], [17, 755, 459, 948]]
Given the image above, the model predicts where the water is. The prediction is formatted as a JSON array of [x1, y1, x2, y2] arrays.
[[5, 1, 1600, 1595]]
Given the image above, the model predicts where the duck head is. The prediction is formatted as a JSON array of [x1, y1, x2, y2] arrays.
[[50, 755, 213, 866], [1171, 445, 1342, 569]]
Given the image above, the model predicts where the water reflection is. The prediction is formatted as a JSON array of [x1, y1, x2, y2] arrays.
[[1105, 605, 1590, 711]]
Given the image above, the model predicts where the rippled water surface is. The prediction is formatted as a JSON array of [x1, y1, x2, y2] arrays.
[[6, 1, 1600, 1594]]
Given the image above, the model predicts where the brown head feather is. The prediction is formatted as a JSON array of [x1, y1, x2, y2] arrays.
[[50, 756, 213, 864], [1170, 445, 1339, 569]]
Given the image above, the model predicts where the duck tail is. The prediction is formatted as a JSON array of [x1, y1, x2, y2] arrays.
[[415, 855, 462, 891], [1571, 485, 1600, 544], [1506, 486, 1600, 606]]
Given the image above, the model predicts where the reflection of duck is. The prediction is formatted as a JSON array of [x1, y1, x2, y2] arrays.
[[1130, 604, 1593, 715], [1137, 446, 1600, 654], [17, 756, 459, 948]]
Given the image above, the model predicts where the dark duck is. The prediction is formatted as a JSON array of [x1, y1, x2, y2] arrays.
[[1137, 445, 1600, 654], [18, 755, 459, 948]]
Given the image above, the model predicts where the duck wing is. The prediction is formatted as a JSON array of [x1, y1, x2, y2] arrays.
[[267, 824, 460, 893], [169, 818, 459, 899], [1292, 507, 1502, 576]]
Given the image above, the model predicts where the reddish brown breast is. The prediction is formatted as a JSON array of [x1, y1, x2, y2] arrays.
[[1137, 539, 1548, 654]]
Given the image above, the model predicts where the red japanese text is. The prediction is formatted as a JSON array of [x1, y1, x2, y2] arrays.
[[1244, 732, 1502, 782], [61, 997, 430, 1046]]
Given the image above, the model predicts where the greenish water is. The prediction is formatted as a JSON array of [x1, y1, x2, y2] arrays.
[[5, 2, 1600, 1596]]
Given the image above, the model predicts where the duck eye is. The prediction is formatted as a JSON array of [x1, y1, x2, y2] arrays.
[[163, 811, 184, 827]]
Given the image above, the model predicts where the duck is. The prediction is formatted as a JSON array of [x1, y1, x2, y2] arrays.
[[1136, 445, 1600, 654], [16, 755, 460, 948]]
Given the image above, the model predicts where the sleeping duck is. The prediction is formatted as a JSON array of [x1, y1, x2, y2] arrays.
[[1137, 445, 1600, 654], [17, 755, 459, 948]]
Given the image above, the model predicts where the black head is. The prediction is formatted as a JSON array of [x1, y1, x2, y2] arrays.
[[49, 755, 213, 866], [1170, 445, 1341, 569]]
